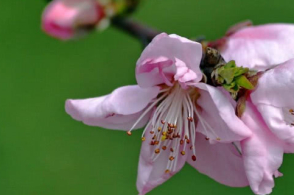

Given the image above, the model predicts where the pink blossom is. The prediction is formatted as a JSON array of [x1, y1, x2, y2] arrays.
[[65, 33, 251, 194], [219, 23, 294, 71], [42, 0, 105, 40], [216, 23, 294, 194], [238, 59, 294, 194]]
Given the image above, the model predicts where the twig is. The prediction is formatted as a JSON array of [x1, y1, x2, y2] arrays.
[[111, 16, 160, 48]]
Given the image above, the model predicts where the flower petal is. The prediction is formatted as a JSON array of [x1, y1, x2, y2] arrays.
[[136, 33, 203, 87], [192, 83, 251, 142], [221, 24, 294, 70], [241, 101, 284, 194], [65, 85, 160, 130], [187, 133, 248, 187], [136, 126, 187, 194], [251, 58, 294, 108], [255, 104, 294, 145]]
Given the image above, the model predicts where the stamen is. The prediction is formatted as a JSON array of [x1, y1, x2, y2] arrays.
[[282, 108, 294, 127], [131, 83, 204, 174], [169, 156, 175, 161], [129, 92, 168, 133]]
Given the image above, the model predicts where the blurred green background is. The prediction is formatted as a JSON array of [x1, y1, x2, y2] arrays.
[[1, 0, 294, 194]]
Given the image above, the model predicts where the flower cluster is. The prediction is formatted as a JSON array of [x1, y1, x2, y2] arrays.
[[65, 22, 294, 195]]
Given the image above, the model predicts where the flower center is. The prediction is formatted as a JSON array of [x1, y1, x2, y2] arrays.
[[128, 83, 220, 173], [283, 108, 294, 126]]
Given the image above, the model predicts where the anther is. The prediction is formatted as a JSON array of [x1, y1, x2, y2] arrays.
[[216, 137, 221, 141], [150, 131, 154, 134], [291, 123, 294, 127], [169, 156, 175, 161], [192, 155, 197, 161], [162, 146, 167, 150], [170, 148, 174, 152], [161, 135, 167, 141], [180, 140, 184, 145], [165, 169, 170, 174], [187, 117, 193, 122], [190, 146, 193, 150], [127, 131, 132, 136], [161, 120, 165, 124], [205, 137, 210, 141], [154, 141, 159, 145], [162, 132, 167, 136], [181, 151, 185, 155], [158, 127, 162, 132], [150, 141, 155, 145], [141, 137, 146, 141], [152, 135, 156, 140], [289, 109, 294, 113], [155, 149, 160, 154], [186, 139, 190, 144]]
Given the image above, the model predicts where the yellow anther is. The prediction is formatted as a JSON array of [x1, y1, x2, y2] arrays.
[[161, 135, 167, 141], [216, 137, 221, 141], [158, 127, 162, 132], [162, 131, 167, 136], [141, 137, 146, 141]]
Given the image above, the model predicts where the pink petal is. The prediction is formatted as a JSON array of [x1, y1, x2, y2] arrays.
[[250, 59, 294, 144], [42, 0, 104, 40], [187, 133, 248, 187], [221, 24, 294, 70], [136, 33, 203, 87], [136, 126, 187, 194], [255, 104, 294, 144], [241, 101, 284, 194], [65, 85, 160, 130], [251, 59, 294, 108], [192, 83, 251, 142]]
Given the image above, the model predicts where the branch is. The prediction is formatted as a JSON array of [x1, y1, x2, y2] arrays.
[[111, 16, 161, 47]]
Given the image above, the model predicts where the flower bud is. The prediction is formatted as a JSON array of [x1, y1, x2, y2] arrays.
[[42, 0, 105, 40]]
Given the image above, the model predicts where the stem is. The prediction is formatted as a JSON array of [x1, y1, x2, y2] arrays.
[[111, 16, 161, 47]]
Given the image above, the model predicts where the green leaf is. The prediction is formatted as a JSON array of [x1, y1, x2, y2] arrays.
[[235, 75, 254, 90], [219, 68, 236, 84], [223, 82, 238, 92], [234, 67, 249, 77], [224, 60, 236, 69]]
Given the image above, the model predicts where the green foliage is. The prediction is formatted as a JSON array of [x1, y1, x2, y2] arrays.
[[213, 60, 254, 98]]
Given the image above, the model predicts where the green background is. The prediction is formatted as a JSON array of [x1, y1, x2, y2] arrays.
[[1, 0, 294, 194]]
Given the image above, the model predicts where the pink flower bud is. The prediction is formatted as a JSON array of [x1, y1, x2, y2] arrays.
[[42, 0, 105, 40]]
